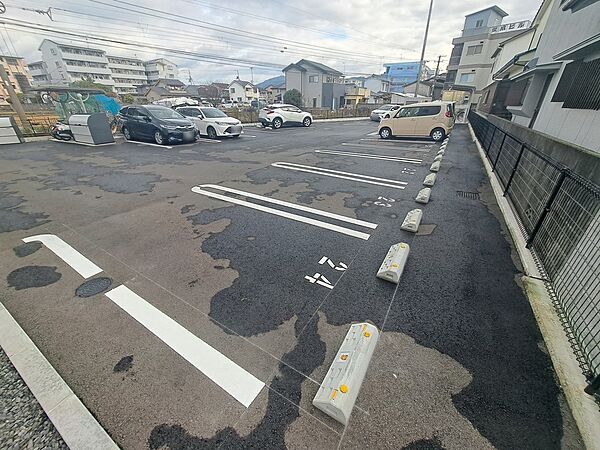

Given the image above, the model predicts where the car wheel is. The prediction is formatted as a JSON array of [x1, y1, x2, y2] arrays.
[[302, 116, 312, 127], [154, 130, 166, 145], [207, 126, 218, 139], [122, 126, 132, 140], [379, 127, 392, 139], [272, 117, 283, 129], [430, 128, 445, 142]]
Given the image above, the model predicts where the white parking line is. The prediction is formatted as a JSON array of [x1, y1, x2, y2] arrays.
[[22, 234, 102, 279], [197, 138, 222, 143], [343, 142, 431, 152], [315, 149, 422, 164], [133, 141, 173, 149], [192, 185, 375, 240], [367, 131, 379, 136], [271, 162, 407, 189], [105, 285, 264, 407], [360, 138, 433, 145]]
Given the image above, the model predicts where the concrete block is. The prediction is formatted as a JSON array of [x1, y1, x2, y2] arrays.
[[401, 209, 423, 232], [430, 161, 440, 172], [415, 187, 431, 204], [313, 323, 380, 425], [423, 173, 437, 187], [376, 243, 410, 283]]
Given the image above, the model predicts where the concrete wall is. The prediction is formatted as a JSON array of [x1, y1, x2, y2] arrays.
[[483, 112, 600, 184]]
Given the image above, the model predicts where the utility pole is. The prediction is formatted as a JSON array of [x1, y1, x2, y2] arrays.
[[431, 55, 445, 99], [414, 0, 433, 98], [0, 61, 31, 133]]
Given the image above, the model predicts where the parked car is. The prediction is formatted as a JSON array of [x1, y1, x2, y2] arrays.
[[175, 106, 243, 139], [370, 104, 402, 121], [220, 100, 239, 109], [118, 105, 197, 145], [378, 101, 455, 141], [259, 104, 312, 129]]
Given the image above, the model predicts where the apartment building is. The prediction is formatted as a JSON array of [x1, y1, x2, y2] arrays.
[[445, 6, 530, 104], [107, 56, 147, 95], [0, 55, 33, 104], [383, 62, 431, 93], [144, 58, 178, 83], [505, 0, 600, 151], [38, 39, 115, 90], [27, 61, 50, 86]]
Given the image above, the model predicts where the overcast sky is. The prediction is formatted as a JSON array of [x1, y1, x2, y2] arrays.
[[3, 0, 540, 84]]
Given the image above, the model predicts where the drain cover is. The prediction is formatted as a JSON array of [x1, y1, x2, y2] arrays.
[[75, 277, 112, 298], [456, 191, 480, 200]]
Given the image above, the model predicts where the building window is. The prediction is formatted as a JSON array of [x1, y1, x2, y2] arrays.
[[475, 19, 484, 27], [230, 87, 235, 93], [466, 45, 483, 56], [309, 75, 318, 83], [50, 48, 57, 55], [551, 58, 600, 110], [459, 73, 475, 83]]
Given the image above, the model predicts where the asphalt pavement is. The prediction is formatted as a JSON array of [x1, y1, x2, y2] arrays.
[[0, 121, 583, 449]]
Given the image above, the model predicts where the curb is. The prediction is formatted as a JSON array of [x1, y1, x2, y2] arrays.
[[468, 123, 600, 450], [0, 302, 119, 450]]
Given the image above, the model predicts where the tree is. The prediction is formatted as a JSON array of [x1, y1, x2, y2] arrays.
[[283, 89, 302, 108], [70, 77, 117, 97], [121, 94, 134, 104]]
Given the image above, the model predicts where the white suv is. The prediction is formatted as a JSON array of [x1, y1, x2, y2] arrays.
[[176, 106, 243, 139], [259, 104, 313, 129]]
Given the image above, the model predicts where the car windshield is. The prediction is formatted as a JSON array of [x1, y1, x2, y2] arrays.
[[379, 105, 393, 110], [146, 107, 185, 120], [201, 107, 228, 118]]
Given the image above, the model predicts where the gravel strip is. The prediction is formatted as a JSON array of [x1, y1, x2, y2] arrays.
[[0, 348, 68, 449]]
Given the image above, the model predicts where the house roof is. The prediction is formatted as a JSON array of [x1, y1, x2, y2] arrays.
[[282, 59, 342, 76], [211, 82, 229, 88], [147, 86, 188, 97], [465, 5, 508, 18], [231, 79, 254, 87], [155, 78, 185, 87], [493, 48, 536, 79]]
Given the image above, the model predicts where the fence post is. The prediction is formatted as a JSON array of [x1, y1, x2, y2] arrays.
[[584, 374, 600, 396], [526, 170, 567, 248], [492, 133, 507, 173], [503, 143, 526, 196], [486, 126, 496, 156]]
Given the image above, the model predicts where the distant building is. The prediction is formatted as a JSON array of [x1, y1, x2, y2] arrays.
[[107, 56, 147, 95], [364, 75, 390, 94], [383, 62, 431, 93], [403, 73, 446, 100], [228, 79, 259, 103], [261, 80, 286, 104], [283, 59, 345, 108], [0, 55, 33, 104], [144, 78, 187, 102], [38, 39, 115, 90], [444, 6, 531, 105], [344, 85, 370, 105], [144, 58, 178, 83], [27, 61, 50, 86]]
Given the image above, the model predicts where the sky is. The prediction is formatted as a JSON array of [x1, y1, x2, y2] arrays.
[[2, 0, 541, 84]]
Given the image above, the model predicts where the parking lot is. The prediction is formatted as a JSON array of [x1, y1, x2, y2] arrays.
[[0, 121, 582, 449]]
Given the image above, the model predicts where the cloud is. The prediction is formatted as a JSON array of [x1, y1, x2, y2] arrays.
[[3, 0, 541, 83]]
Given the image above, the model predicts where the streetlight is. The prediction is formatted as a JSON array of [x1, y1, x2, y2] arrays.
[[414, 0, 434, 98]]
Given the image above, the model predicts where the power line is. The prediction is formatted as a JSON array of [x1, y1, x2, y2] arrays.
[[88, 0, 393, 61], [0, 18, 285, 69], [48, 11, 387, 67]]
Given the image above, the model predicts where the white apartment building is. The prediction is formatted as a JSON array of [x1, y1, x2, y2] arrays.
[[445, 6, 531, 104], [144, 58, 178, 83], [38, 39, 115, 90], [107, 56, 147, 94], [27, 61, 50, 85]]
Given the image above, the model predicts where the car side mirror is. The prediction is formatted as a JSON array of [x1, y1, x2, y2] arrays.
[[384, 114, 390, 119], [142, 116, 151, 122]]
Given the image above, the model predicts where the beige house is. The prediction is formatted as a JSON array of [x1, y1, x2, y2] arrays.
[[0, 56, 33, 104]]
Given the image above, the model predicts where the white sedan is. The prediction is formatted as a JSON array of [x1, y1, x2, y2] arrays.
[[175, 106, 243, 139]]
